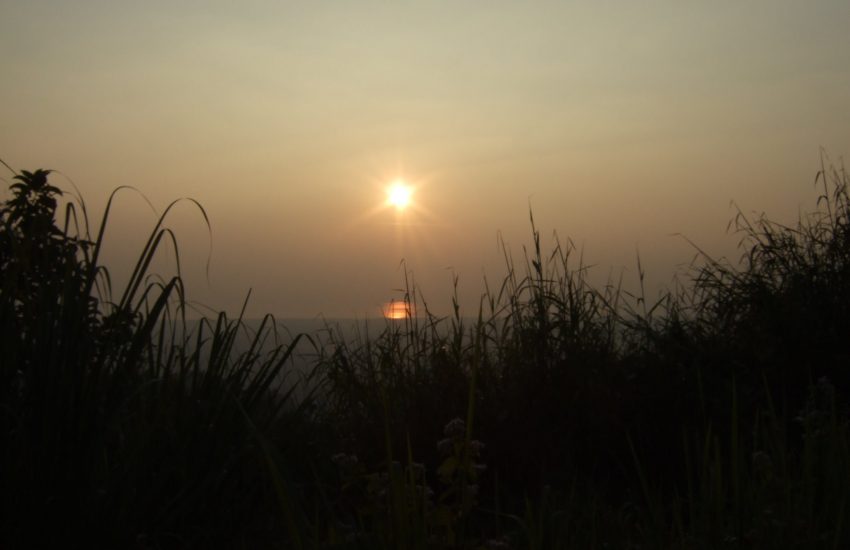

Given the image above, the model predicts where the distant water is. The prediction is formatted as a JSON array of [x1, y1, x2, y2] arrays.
[[177, 317, 419, 398], [176, 315, 473, 400], [182, 316, 369, 367]]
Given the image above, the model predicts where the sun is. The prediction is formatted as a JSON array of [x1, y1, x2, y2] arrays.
[[386, 180, 412, 210]]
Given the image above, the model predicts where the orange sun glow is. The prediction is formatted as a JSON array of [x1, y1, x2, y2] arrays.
[[383, 301, 414, 320]]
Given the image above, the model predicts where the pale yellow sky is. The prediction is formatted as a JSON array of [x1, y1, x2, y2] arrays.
[[2, 1, 848, 317]]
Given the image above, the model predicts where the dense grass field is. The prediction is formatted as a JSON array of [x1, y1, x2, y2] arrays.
[[2, 158, 849, 549]]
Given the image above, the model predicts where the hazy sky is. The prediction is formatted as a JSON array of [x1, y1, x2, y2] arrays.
[[2, 1, 848, 318]]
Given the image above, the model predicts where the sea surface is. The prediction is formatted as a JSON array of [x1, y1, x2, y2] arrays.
[[181, 316, 455, 400]]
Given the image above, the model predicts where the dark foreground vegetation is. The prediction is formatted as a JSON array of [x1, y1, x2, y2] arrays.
[[2, 158, 849, 549]]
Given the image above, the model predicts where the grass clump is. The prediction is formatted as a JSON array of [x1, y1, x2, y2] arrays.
[[316, 157, 850, 548], [0, 166, 316, 548], [2, 156, 850, 548]]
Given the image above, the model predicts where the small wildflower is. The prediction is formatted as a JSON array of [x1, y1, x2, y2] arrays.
[[444, 417, 466, 438]]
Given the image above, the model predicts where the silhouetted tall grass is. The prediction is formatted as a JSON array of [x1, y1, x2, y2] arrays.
[[2, 157, 849, 548], [316, 156, 850, 548], [0, 167, 317, 548]]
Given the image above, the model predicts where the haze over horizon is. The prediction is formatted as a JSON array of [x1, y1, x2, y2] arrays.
[[2, 1, 848, 318]]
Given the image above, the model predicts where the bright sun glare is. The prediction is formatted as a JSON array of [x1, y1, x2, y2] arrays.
[[387, 180, 412, 210]]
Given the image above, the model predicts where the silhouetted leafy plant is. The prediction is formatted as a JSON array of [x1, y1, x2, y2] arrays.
[[1, 169, 96, 357]]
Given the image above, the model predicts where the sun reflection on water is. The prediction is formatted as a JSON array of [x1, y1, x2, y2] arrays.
[[383, 300, 414, 320]]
